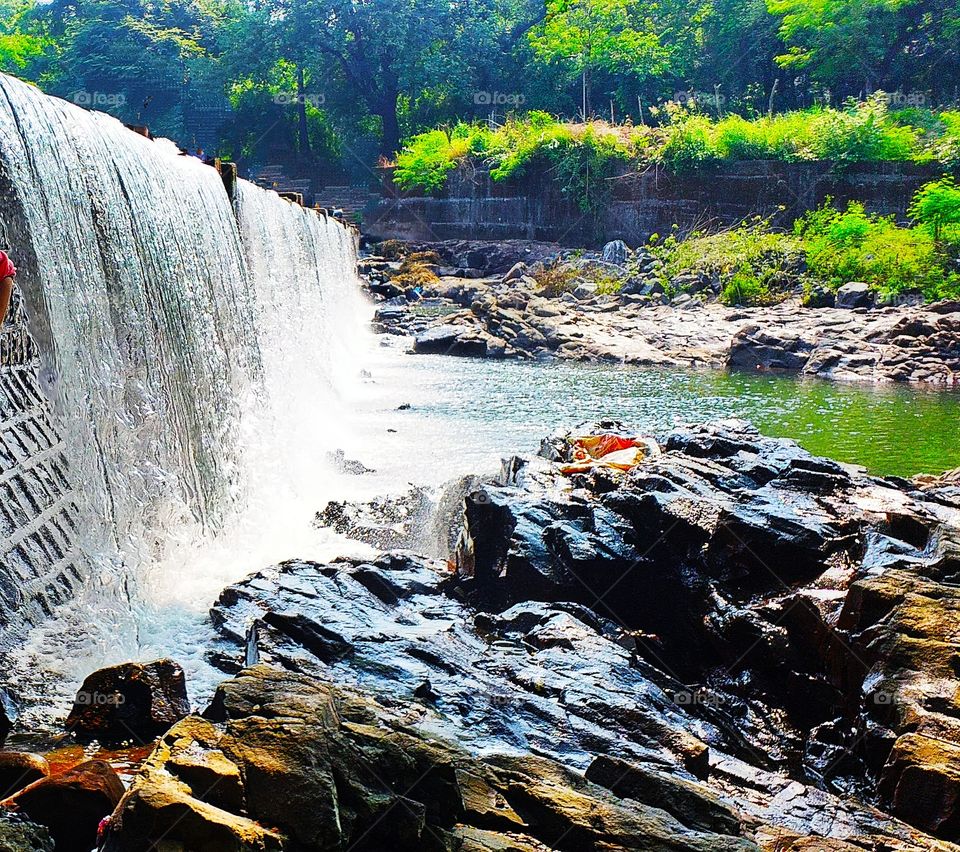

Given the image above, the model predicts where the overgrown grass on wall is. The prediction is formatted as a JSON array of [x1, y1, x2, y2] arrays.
[[392, 97, 960, 211]]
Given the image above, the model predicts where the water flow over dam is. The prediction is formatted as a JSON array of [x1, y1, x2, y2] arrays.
[[0, 72, 365, 674]]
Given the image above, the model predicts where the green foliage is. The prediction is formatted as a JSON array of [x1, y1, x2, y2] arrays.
[[394, 129, 461, 192], [795, 201, 960, 300], [394, 115, 638, 211], [909, 177, 960, 242], [652, 218, 803, 304]]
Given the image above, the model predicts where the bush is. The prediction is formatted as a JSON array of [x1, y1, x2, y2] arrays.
[[390, 251, 441, 289], [909, 176, 960, 241], [795, 201, 960, 300], [652, 218, 804, 302], [532, 262, 580, 297]]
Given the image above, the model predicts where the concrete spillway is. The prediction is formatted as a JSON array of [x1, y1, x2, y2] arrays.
[[0, 72, 362, 654]]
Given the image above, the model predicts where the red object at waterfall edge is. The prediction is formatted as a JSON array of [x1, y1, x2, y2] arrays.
[[0, 251, 15, 280]]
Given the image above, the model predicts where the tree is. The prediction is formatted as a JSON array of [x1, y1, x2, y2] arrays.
[[529, 0, 705, 119], [768, 0, 960, 100]]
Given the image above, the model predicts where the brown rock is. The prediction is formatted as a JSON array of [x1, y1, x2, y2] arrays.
[[880, 733, 960, 839], [0, 752, 49, 798], [65, 658, 190, 742], [1, 759, 124, 852]]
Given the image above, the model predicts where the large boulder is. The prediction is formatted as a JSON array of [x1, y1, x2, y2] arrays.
[[1, 759, 124, 852], [601, 239, 630, 267], [65, 659, 190, 742], [836, 282, 875, 309]]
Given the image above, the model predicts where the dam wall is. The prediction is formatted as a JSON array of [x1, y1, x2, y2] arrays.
[[365, 160, 942, 247]]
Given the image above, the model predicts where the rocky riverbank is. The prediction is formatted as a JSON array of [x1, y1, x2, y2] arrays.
[[3, 420, 960, 849], [363, 240, 960, 386]]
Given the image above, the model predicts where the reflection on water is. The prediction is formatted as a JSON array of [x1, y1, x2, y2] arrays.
[[343, 347, 960, 483]]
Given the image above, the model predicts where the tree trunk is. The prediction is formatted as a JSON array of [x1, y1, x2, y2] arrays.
[[296, 65, 311, 155], [378, 89, 401, 157]]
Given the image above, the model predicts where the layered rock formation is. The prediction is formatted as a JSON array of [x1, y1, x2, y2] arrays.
[[189, 420, 960, 849]]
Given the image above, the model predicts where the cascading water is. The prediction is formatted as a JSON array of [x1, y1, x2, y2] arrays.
[[0, 72, 369, 721]]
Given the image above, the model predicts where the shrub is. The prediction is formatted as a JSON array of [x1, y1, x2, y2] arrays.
[[795, 201, 960, 300], [533, 262, 580, 297], [720, 268, 773, 306], [394, 129, 459, 192], [390, 251, 441, 289], [652, 218, 804, 300], [909, 177, 960, 241]]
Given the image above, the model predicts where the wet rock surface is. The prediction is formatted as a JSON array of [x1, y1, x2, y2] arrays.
[[106, 665, 758, 851], [1, 759, 124, 852], [364, 250, 960, 385], [65, 658, 190, 743], [206, 421, 960, 849], [0, 751, 49, 798], [0, 810, 54, 851]]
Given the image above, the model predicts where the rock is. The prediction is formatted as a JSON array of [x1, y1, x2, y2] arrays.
[[65, 659, 190, 742], [314, 486, 432, 550], [880, 733, 960, 839], [1, 759, 124, 852], [0, 812, 54, 852], [326, 448, 375, 475], [102, 715, 282, 851], [108, 664, 757, 851], [0, 687, 16, 747], [0, 752, 49, 798], [206, 420, 958, 848], [803, 285, 836, 308], [601, 239, 629, 267], [413, 325, 489, 357], [573, 282, 597, 299], [836, 282, 875, 309], [586, 755, 742, 835], [502, 262, 527, 283]]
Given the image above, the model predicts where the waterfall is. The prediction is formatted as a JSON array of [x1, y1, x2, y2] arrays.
[[0, 72, 365, 701]]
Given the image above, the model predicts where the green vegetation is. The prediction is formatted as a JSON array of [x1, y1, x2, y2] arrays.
[[2, 0, 958, 181], [649, 218, 804, 306], [645, 182, 960, 306], [796, 202, 959, 302], [393, 100, 960, 207]]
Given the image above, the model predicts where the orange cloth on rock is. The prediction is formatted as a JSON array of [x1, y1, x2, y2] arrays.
[[560, 434, 653, 474]]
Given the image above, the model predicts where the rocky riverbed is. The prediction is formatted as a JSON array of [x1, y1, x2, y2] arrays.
[[4, 419, 960, 850], [363, 240, 960, 386]]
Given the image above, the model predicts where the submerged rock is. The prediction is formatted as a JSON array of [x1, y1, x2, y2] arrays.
[[65, 659, 190, 742], [1, 759, 124, 852]]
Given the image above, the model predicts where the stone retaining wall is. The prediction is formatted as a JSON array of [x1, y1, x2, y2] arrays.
[[365, 160, 943, 247], [0, 289, 85, 650]]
